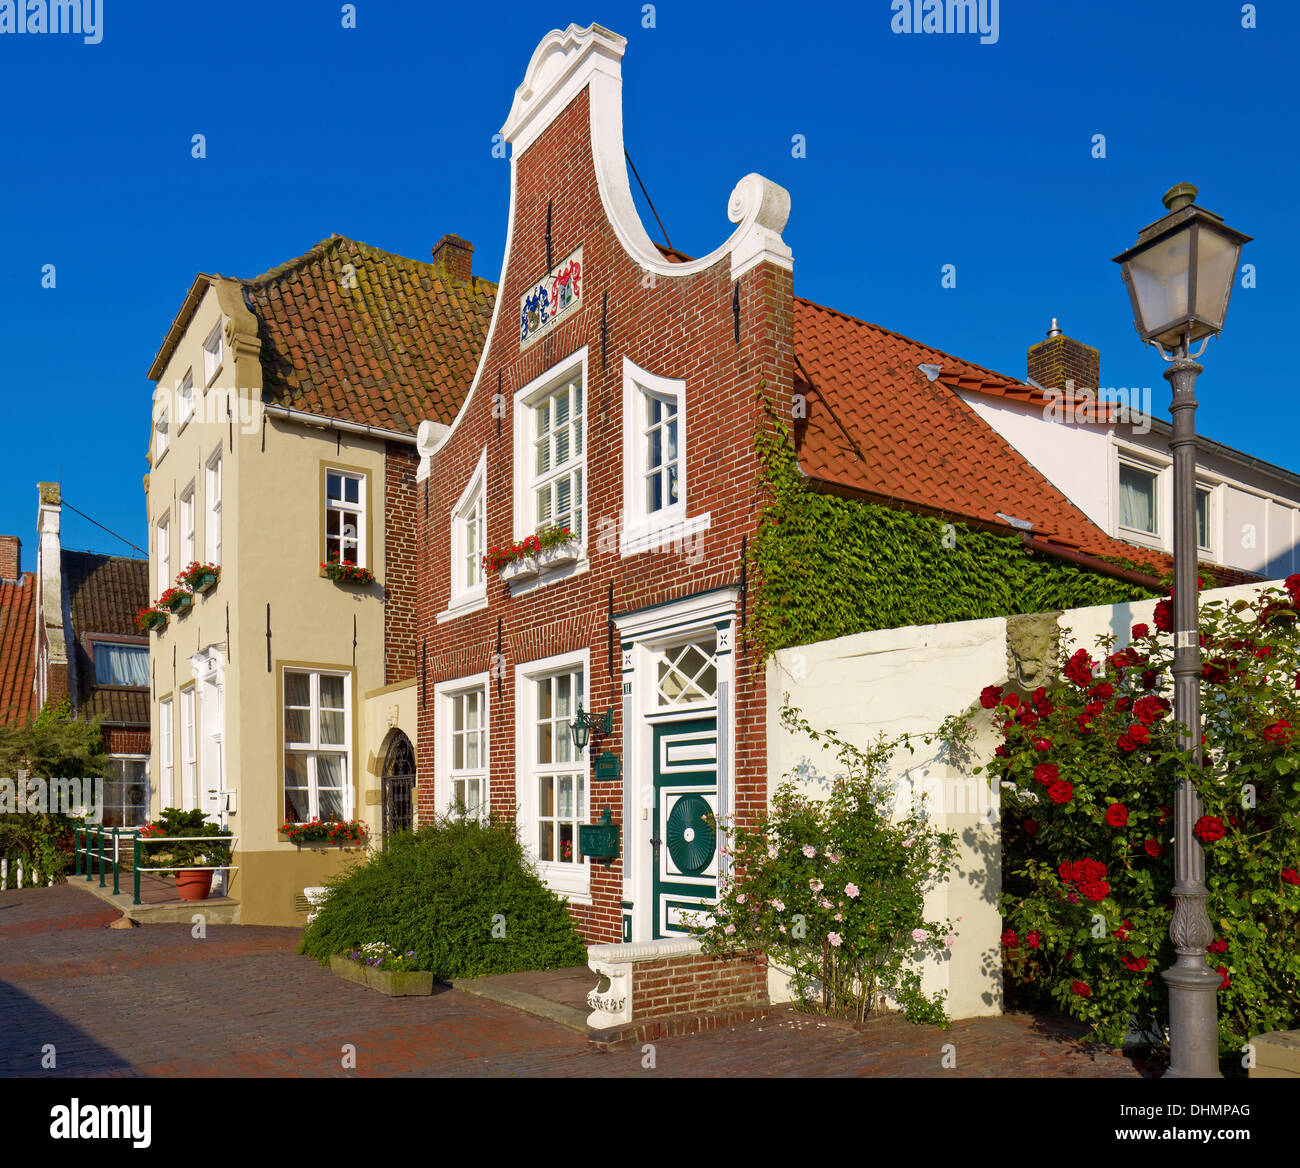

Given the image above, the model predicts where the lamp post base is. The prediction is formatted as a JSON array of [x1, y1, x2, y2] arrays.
[[1161, 960, 1223, 1078]]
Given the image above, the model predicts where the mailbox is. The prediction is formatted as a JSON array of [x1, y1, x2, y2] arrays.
[[579, 807, 620, 867]]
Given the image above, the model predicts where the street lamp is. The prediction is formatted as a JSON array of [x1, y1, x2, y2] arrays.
[[1113, 183, 1251, 1079], [569, 703, 612, 752]]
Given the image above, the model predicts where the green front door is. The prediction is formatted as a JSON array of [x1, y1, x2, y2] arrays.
[[651, 719, 718, 938]]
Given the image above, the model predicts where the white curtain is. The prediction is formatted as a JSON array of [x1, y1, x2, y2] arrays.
[[1119, 466, 1156, 533], [95, 644, 149, 687]]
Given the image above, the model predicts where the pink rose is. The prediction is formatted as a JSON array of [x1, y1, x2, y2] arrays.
[[827, 932, 842, 948], [845, 883, 860, 898], [911, 928, 928, 943], [802, 845, 817, 858]]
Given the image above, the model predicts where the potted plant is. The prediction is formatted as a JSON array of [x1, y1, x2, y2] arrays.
[[178, 561, 220, 593], [141, 808, 233, 900], [279, 817, 368, 847], [329, 942, 433, 996], [158, 586, 193, 614], [485, 526, 579, 583], [321, 555, 375, 586], [134, 605, 168, 633]]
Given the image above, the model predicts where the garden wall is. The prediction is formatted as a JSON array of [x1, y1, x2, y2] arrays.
[[765, 578, 1278, 1020]]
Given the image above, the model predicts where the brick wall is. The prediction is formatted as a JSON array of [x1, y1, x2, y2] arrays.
[[0, 536, 20, 581], [415, 87, 791, 945], [103, 727, 150, 755], [630, 951, 768, 1021], [384, 442, 419, 684]]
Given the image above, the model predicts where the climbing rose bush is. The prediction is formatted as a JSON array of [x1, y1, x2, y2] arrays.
[[701, 704, 958, 1026], [971, 578, 1300, 1054]]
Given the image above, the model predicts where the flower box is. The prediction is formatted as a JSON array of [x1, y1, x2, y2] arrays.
[[321, 559, 376, 586], [177, 562, 220, 593], [500, 555, 539, 583], [536, 540, 581, 570], [135, 607, 168, 633], [195, 571, 219, 593], [329, 953, 434, 997]]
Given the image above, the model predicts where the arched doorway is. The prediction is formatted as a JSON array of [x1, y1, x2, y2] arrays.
[[380, 730, 416, 843]]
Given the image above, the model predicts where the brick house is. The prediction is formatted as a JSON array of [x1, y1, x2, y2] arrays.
[[412, 24, 1290, 1029], [143, 232, 493, 923]]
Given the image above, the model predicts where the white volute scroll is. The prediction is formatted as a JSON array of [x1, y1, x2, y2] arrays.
[[415, 419, 450, 483]]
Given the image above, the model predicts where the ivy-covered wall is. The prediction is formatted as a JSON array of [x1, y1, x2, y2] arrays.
[[746, 411, 1161, 659]]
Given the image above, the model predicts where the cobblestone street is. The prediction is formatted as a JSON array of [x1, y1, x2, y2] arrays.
[[0, 886, 1155, 1078]]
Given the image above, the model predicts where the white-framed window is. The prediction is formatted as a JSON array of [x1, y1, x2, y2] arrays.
[[92, 641, 150, 687], [449, 449, 487, 608], [203, 323, 224, 387], [620, 358, 710, 555], [283, 668, 352, 824], [513, 349, 586, 543], [205, 449, 222, 566], [180, 686, 197, 811], [177, 369, 194, 429], [516, 653, 588, 894], [434, 677, 489, 820], [325, 469, 366, 567], [1118, 459, 1159, 537], [154, 400, 170, 463], [180, 483, 196, 567], [103, 756, 150, 829], [157, 513, 171, 595], [1196, 485, 1214, 554], [158, 697, 174, 809], [654, 633, 720, 709]]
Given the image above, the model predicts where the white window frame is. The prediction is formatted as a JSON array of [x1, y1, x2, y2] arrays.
[[515, 648, 590, 901], [154, 400, 170, 464], [179, 686, 197, 812], [203, 322, 224, 388], [512, 347, 587, 546], [325, 468, 367, 569], [619, 358, 710, 556], [180, 483, 196, 568], [102, 755, 151, 829], [442, 448, 488, 621], [177, 369, 194, 431], [205, 449, 222, 566], [434, 673, 489, 820], [1115, 451, 1163, 545], [1196, 481, 1218, 557], [91, 640, 150, 688], [282, 668, 353, 825], [157, 513, 171, 595], [158, 697, 174, 810]]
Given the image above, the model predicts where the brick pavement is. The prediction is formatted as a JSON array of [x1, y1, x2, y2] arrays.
[[0, 885, 1154, 1078]]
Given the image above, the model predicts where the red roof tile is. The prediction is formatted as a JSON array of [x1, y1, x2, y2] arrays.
[[0, 573, 37, 726], [792, 297, 1174, 570], [244, 235, 496, 432]]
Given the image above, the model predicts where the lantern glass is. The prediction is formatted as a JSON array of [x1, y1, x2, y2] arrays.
[[570, 708, 590, 751], [1125, 223, 1193, 348], [1193, 224, 1242, 334]]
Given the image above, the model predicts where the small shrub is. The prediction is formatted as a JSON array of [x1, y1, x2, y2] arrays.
[[298, 815, 588, 979], [0, 814, 75, 880]]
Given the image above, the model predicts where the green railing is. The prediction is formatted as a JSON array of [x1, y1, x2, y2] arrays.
[[73, 824, 136, 896]]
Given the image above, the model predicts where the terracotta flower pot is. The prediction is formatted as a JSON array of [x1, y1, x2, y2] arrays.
[[175, 870, 214, 900]]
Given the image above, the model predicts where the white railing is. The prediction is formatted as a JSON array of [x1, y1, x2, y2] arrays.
[[0, 857, 55, 889]]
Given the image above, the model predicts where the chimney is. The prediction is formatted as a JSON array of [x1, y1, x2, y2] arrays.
[[1028, 319, 1100, 394], [35, 482, 70, 707], [432, 234, 474, 282], [0, 536, 19, 581]]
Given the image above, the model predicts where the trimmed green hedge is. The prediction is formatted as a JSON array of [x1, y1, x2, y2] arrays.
[[298, 816, 588, 979]]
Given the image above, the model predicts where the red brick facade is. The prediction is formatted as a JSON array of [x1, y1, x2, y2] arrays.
[[415, 68, 792, 948], [384, 442, 419, 684], [104, 727, 150, 755], [630, 951, 768, 1021]]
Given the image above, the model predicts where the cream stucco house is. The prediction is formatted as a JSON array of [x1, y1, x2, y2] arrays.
[[144, 233, 493, 924]]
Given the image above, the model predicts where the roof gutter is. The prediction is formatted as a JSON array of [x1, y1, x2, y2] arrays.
[[1020, 534, 1165, 590], [261, 403, 417, 446]]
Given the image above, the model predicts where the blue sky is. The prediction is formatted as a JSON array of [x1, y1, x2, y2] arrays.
[[0, 0, 1293, 559]]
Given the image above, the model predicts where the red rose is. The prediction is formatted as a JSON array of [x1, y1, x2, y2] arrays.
[[1117, 734, 1136, 752], [1105, 803, 1129, 828], [1000, 929, 1018, 948], [1075, 859, 1107, 882], [1144, 838, 1165, 859], [1281, 869, 1300, 886], [1001, 693, 1020, 709], [1139, 669, 1158, 690], [994, 745, 1009, 759], [1026, 930, 1041, 949], [1083, 700, 1105, 718], [1072, 981, 1091, 997], [1131, 623, 1150, 640], [1263, 720, 1293, 745], [1115, 696, 1133, 712], [1064, 649, 1095, 688], [1126, 723, 1150, 745], [1083, 880, 1110, 902], [1194, 815, 1226, 843], [1046, 780, 1074, 805], [1154, 598, 1173, 633], [979, 685, 1003, 709], [1033, 763, 1059, 786], [1113, 918, 1133, 941], [1090, 683, 1115, 701], [1032, 737, 1052, 753], [1216, 965, 1230, 991], [1031, 686, 1053, 715], [1122, 954, 1148, 972], [1294, 672, 1300, 691], [1058, 860, 1078, 884], [1023, 818, 1039, 837], [1017, 710, 1039, 729], [1207, 938, 1228, 954]]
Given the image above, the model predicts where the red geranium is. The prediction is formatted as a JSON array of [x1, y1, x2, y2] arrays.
[[1105, 803, 1129, 828], [1194, 815, 1226, 843]]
